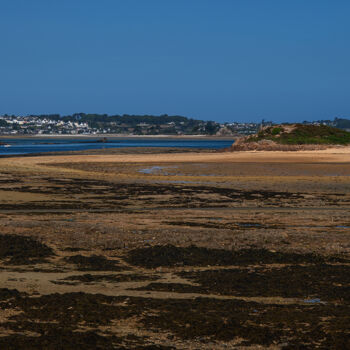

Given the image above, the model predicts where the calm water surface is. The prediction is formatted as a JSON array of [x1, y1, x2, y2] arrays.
[[0, 138, 234, 155]]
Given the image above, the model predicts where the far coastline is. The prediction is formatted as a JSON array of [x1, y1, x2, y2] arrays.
[[0, 133, 237, 140]]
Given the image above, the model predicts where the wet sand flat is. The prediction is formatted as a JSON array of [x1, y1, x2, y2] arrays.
[[3, 147, 350, 166], [0, 149, 349, 349]]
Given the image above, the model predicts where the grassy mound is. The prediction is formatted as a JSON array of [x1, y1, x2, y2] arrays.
[[246, 124, 350, 145]]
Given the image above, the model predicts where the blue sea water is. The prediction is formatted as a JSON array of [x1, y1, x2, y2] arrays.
[[0, 138, 234, 155]]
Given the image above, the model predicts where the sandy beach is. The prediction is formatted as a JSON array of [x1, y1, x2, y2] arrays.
[[3, 147, 350, 167], [0, 148, 349, 349]]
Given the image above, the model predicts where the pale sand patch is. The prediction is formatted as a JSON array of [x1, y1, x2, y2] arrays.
[[0, 190, 54, 203], [2, 147, 350, 169]]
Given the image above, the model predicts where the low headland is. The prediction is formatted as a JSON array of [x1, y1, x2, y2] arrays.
[[229, 123, 350, 151]]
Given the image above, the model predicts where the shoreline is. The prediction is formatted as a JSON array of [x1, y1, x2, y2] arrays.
[[0, 134, 237, 140], [3, 147, 350, 164], [1, 145, 349, 159]]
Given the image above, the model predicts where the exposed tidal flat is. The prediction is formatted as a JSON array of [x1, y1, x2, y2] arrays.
[[0, 148, 349, 349]]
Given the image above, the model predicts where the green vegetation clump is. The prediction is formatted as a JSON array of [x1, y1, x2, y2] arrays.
[[246, 124, 350, 145], [271, 126, 283, 135]]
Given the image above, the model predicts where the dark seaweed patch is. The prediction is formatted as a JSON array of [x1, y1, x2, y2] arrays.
[[137, 297, 350, 347], [0, 328, 175, 350], [166, 221, 282, 230], [0, 292, 153, 349], [136, 264, 350, 302], [64, 255, 124, 271], [63, 247, 89, 252], [0, 288, 25, 301], [61, 273, 159, 283], [126, 245, 330, 268], [0, 332, 175, 350], [1, 176, 310, 210], [134, 283, 196, 294], [0, 234, 54, 265], [1, 293, 134, 326], [1, 291, 349, 348], [0, 331, 125, 350]]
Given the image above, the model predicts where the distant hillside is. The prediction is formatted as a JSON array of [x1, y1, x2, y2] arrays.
[[334, 117, 350, 130], [302, 117, 350, 130], [0, 113, 224, 136], [230, 124, 350, 151]]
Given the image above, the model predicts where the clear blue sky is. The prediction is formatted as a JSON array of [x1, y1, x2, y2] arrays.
[[1, 0, 349, 123]]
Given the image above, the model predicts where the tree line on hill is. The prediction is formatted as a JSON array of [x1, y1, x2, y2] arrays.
[[1, 113, 349, 136], [0, 113, 223, 135]]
